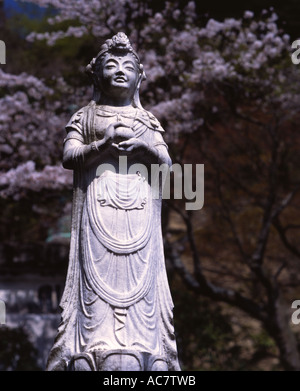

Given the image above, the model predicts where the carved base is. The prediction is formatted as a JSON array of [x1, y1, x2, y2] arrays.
[[68, 349, 168, 371]]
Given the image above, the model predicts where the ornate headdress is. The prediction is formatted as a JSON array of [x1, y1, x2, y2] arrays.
[[86, 32, 146, 108]]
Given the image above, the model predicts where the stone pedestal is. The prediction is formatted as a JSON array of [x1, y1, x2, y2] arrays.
[[69, 350, 168, 371]]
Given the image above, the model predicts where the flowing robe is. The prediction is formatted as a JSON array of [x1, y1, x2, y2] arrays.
[[46, 102, 180, 371]]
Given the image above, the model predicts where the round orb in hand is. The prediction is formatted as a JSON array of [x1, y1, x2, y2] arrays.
[[113, 126, 135, 144]]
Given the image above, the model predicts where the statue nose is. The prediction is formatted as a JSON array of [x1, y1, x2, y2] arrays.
[[116, 67, 125, 74]]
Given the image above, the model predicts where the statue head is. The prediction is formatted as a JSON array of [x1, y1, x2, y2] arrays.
[[86, 32, 146, 108]]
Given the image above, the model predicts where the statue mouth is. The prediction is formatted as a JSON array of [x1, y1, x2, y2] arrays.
[[115, 77, 126, 82]]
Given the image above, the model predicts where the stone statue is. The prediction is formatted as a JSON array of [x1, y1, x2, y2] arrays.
[[46, 32, 180, 371]]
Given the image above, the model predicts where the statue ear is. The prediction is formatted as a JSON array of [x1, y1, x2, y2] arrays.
[[132, 65, 146, 109], [140, 63, 147, 82], [91, 74, 101, 103], [86, 63, 101, 103]]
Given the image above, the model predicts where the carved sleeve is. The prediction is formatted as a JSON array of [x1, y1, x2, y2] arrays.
[[63, 110, 88, 170], [150, 131, 171, 167]]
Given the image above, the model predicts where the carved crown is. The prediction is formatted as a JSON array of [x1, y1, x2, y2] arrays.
[[97, 32, 139, 63], [86, 32, 142, 75], [106, 32, 132, 52]]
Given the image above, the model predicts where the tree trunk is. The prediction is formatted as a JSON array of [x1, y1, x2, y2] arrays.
[[265, 295, 300, 371]]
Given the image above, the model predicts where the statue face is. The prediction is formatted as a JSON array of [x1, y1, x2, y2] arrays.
[[98, 53, 139, 102]]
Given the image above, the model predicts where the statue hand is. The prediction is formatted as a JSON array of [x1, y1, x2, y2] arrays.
[[104, 122, 132, 143], [116, 138, 148, 152]]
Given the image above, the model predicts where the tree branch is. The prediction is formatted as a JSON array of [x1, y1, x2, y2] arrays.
[[273, 217, 300, 259], [166, 239, 267, 322], [216, 170, 248, 261]]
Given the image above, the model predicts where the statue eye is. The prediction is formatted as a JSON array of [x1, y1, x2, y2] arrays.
[[105, 64, 116, 70]]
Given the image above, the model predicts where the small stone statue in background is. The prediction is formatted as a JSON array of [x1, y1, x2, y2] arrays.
[[46, 32, 180, 371]]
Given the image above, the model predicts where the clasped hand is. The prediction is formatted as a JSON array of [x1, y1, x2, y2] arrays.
[[104, 122, 148, 153]]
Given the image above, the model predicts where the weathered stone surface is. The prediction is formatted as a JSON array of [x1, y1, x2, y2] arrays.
[[6, 313, 61, 369], [46, 33, 180, 371]]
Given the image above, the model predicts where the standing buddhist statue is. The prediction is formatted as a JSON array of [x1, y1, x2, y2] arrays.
[[47, 32, 180, 371]]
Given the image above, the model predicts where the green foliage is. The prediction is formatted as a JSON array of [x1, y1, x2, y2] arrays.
[[252, 330, 276, 350], [3, 8, 96, 84], [0, 193, 70, 245], [0, 326, 41, 371], [171, 275, 282, 370], [171, 276, 246, 370]]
